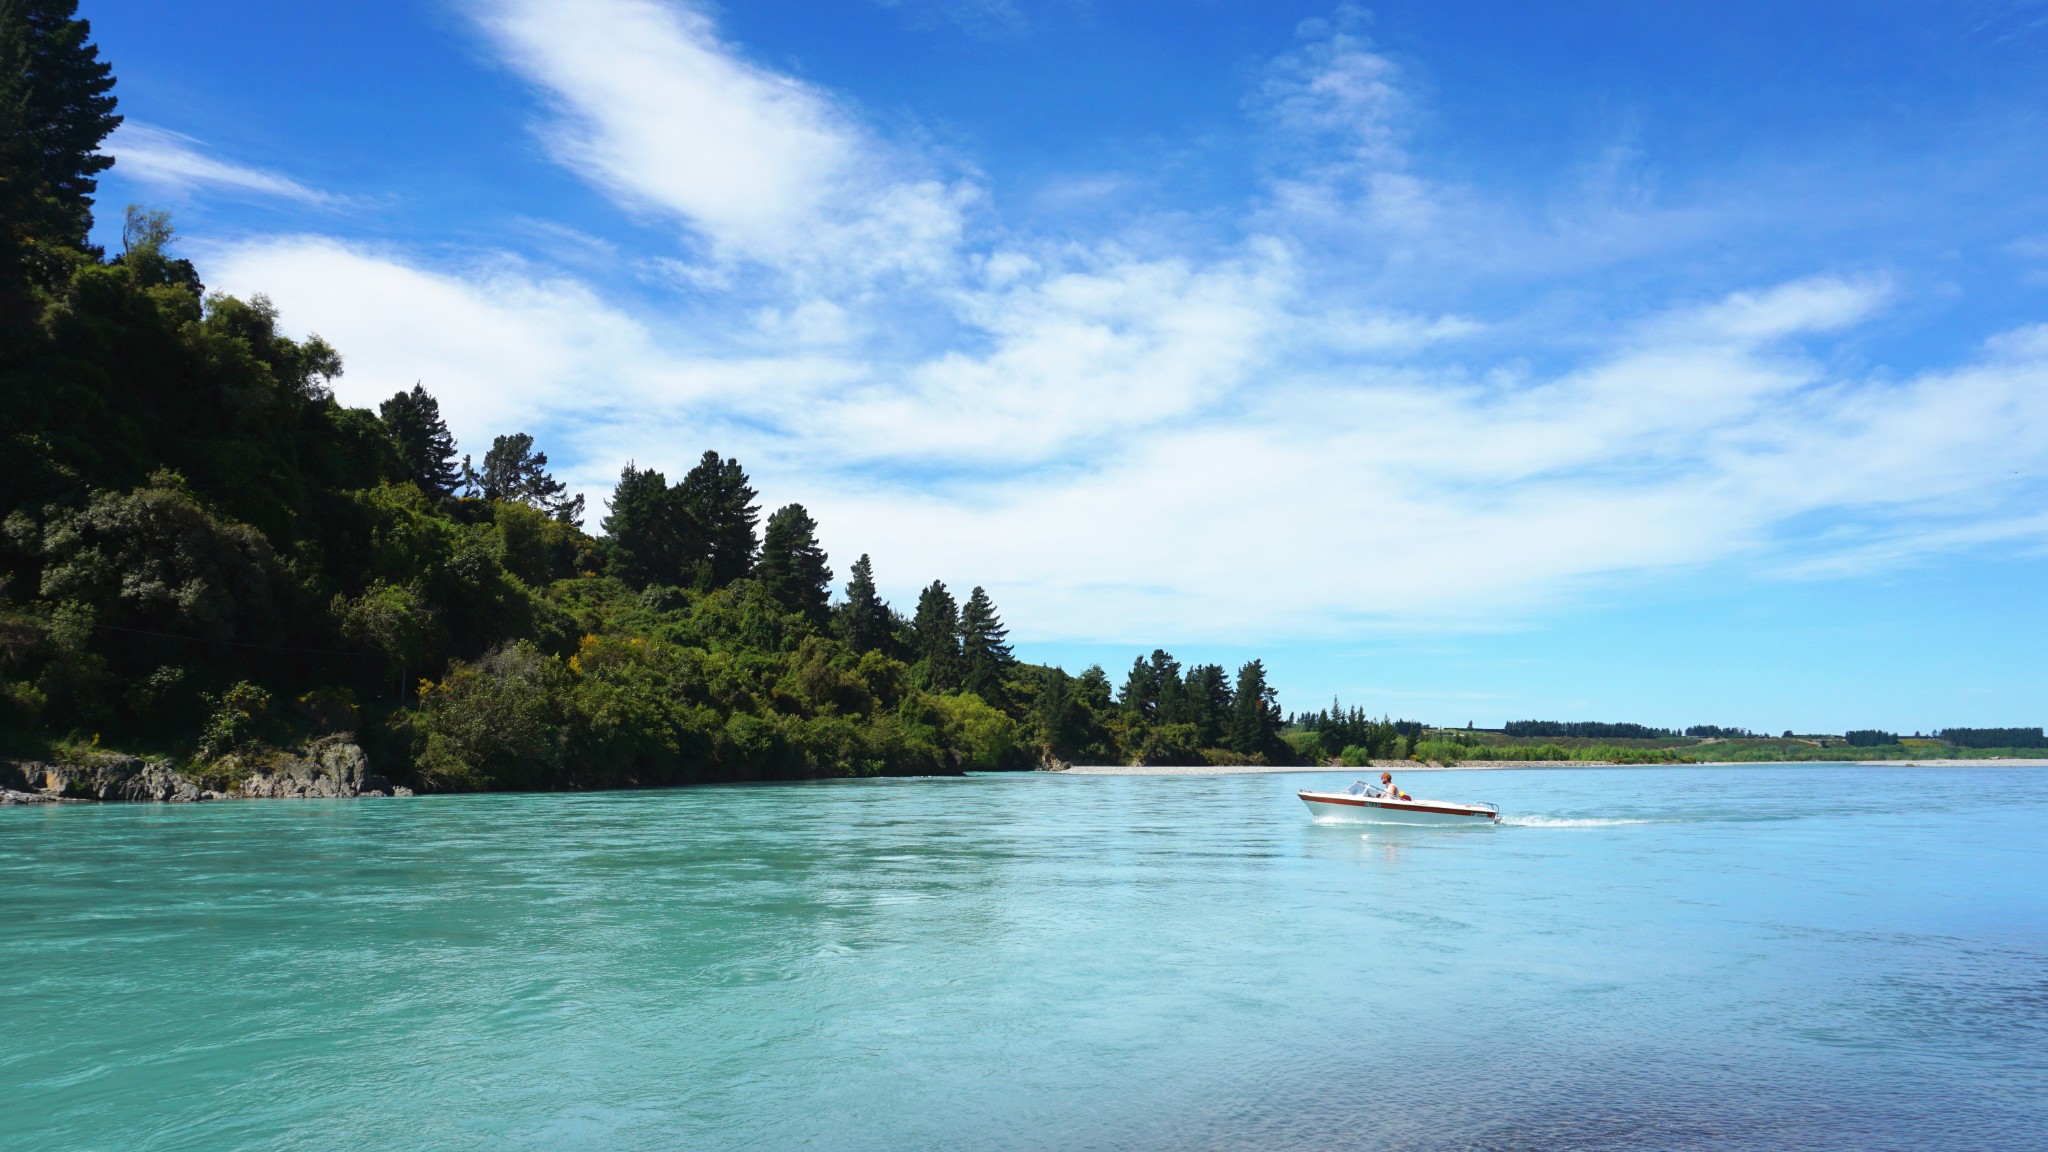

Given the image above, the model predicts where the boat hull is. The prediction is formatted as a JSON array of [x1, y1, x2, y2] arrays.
[[1299, 790, 1499, 825]]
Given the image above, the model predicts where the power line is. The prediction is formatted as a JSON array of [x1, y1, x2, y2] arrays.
[[89, 623, 378, 659]]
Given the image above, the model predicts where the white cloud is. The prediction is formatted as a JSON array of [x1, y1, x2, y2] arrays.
[[181, 4, 2048, 647], [469, 0, 974, 278], [210, 229, 2048, 641], [808, 247, 1292, 464], [107, 123, 335, 206], [202, 237, 665, 452], [1252, 22, 1443, 239], [1670, 276, 1890, 342]]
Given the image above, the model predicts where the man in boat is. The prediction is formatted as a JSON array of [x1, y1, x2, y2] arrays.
[[1379, 772, 1411, 802]]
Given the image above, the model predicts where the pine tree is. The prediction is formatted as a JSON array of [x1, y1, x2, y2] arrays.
[[467, 432, 583, 525], [1182, 663, 1233, 747], [1033, 666, 1097, 762], [600, 463, 680, 589], [378, 383, 461, 498], [755, 503, 832, 625], [0, 0, 120, 303], [837, 554, 892, 654], [1226, 659, 1280, 757], [1119, 655, 1158, 719], [674, 450, 757, 587], [1072, 665, 1114, 717], [1149, 650, 1186, 723], [911, 580, 960, 690], [958, 585, 1015, 703]]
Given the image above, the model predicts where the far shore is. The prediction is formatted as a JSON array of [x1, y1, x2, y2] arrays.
[[1054, 759, 2048, 776]]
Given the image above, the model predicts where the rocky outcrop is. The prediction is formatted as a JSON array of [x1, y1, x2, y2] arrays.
[[235, 737, 411, 799], [1, 787, 66, 804], [0, 753, 207, 802], [0, 738, 411, 803]]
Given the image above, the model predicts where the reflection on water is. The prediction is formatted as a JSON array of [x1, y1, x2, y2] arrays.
[[1, 765, 2044, 1151]]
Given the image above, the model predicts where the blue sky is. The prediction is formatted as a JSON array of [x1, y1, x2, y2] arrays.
[[82, 0, 2048, 731]]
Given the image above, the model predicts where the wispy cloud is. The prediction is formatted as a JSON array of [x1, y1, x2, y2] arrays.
[[1252, 15, 1441, 239], [107, 123, 336, 206], [209, 227, 2048, 641], [198, 3, 2048, 645], [468, 0, 976, 280]]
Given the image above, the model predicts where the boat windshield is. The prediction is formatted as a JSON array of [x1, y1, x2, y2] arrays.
[[1345, 781, 1385, 797]]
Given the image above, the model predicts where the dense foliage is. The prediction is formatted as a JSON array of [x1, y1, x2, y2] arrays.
[[0, 10, 1305, 786], [1288, 702, 1424, 763]]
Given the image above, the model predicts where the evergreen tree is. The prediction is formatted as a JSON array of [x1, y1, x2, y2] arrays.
[[958, 585, 1015, 703], [1182, 662, 1233, 747], [1119, 654, 1157, 718], [0, 0, 120, 307], [755, 503, 832, 626], [1226, 659, 1281, 757], [1149, 650, 1186, 723], [911, 580, 960, 690], [1073, 664, 1114, 718], [467, 432, 583, 525], [600, 463, 680, 589], [378, 383, 461, 498], [674, 450, 757, 587], [837, 553, 892, 654], [1033, 666, 1097, 762]]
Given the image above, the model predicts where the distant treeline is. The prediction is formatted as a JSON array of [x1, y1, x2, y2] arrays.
[[1844, 728, 2045, 748], [1685, 725, 1757, 738], [1937, 727, 2046, 749], [1503, 720, 1677, 740]]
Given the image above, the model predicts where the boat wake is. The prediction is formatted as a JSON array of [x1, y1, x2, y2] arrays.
[[1501, 815, 1670, 828]]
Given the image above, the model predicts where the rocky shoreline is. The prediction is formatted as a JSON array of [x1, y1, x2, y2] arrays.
[[0, 737, 413, 805]]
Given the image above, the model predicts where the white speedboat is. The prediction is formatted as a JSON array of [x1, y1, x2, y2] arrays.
[[1299, 779, 1500, 825]]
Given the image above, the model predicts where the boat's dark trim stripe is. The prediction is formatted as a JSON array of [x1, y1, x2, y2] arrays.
[[1299, 792, 1495, 818]]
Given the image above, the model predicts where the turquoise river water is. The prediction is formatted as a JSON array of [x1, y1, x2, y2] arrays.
[[2, 764, 2044, 1150]]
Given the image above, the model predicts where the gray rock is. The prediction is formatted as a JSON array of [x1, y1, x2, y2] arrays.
[[238, 737, 394, 799], [1, 787, 62, 804], [3, 737, 411, 803], [0, 754, 201, 802]]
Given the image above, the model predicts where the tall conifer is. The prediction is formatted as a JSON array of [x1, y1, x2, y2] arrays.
[[0, 0, 120, 308], [378, 384, 461, 498], [838, 554, 892, 654], [755, 503, 832, 625], [912, 580, 960, 689], [1182, 663, 1232, 747], [1119, 655, 1157, 718], [468, 432, 582, 525], [675, 450, 757, 587], [958, 586, 1014, 703], [1227, 659, 1281, 756], [601, 463, 679, 589]]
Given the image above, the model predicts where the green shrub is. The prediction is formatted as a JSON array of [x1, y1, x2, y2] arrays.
[[1282, 728, 1327, 762], [933, 692, 1030, 771], [1136, 722, 1206, 767], [414, 642, 567, 790], [197, 682, 272, 760]]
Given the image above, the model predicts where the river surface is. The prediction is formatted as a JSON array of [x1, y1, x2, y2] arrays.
[[3, 765, 2044, 1151]]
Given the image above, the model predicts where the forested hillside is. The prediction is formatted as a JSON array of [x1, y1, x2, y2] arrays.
[[0, 3, 1294, 788]]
